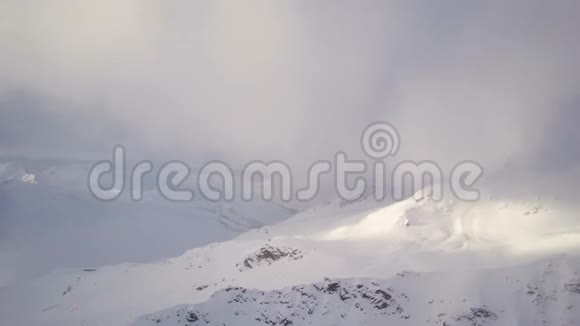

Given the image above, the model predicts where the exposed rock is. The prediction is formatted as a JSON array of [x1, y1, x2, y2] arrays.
[[237, 245, 303, 271], [139, 279, 408, 325]]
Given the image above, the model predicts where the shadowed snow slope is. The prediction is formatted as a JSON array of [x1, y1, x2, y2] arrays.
[[0, 159, 294, 286], [0, 185, 579, 325]]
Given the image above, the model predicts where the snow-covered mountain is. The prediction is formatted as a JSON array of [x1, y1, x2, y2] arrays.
[[0, 158, 295, 286], [136, 260, 579, 326], [1, 185, 578, 325]]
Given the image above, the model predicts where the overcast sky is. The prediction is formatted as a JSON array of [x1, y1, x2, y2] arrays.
[[1, 0, 579, 176]]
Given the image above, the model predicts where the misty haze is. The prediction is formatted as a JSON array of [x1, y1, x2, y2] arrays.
[[1, 1, 580, 325]]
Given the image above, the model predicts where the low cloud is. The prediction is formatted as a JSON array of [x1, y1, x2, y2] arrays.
[[1, 0, 579, 178]]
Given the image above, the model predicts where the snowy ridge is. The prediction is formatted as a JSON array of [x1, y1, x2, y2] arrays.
[[135, 257, 580, 326], [136, 278, 410, 325], [0, 158, 295, 286], [1, 187, 579, 325]]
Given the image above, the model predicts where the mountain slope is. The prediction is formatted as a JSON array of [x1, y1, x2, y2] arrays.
[[135, 258, 580, 326], [0, 158, 295, 286], [0, 187, 579, 325]]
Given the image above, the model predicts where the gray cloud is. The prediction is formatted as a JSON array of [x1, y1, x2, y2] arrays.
[[1, 0, 579, 176]]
